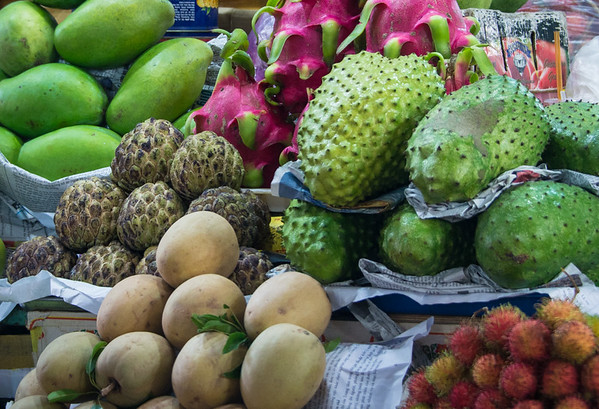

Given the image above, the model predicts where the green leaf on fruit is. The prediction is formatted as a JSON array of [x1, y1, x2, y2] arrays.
[[223, 331, 249, 354], [222, 363, 242, 379], [324, 337, 341, 353], [87, 340, 107, 391], [47, 389, 97, 403], [191, 304, 249, 354]]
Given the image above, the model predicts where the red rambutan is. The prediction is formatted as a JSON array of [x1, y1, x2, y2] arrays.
[[581, 354, 599, 397], [400, 397, 434, 409], [541, 359, 579, 399], [511, 400, 544, 409], [507, 318, 551, 362], [433, 397, 453, 409], [473, 388, 510, 409], [535, 298, 585, 330], [472, 353, 505, 389], [448, 380, 479, 409], [552, 320, 597, 365], [407, 369, 437, 404], [554, 395, 590, 409], [481, 304, 526, 351], [449, 322, 484, 366], [425, 352, 466, 397], [499, 361, 538, 400]]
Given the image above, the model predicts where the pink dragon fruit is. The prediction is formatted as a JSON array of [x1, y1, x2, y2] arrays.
[[190, 29, 295, 188], [251, 0, 362, 114]]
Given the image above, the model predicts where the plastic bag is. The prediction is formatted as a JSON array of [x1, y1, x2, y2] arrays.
[[565, 36, 599, 102]]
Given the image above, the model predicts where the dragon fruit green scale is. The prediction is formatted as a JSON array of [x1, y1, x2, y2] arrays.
[[296, 51, 445, 207]]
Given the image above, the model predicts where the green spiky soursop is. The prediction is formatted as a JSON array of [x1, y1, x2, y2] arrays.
[[379, 203, 476, 276], [542, 100, 599, 176], [474, 180, 599, 289], [296, 51, 445, 207], [282, 199, 381, 284], [406, 75, 551, 204]]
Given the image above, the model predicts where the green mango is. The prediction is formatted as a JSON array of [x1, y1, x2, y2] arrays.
[[457, 0, 492, 8], [0, 1, 58, 77], [17, 125, 121, 181], [0, 69, 7, 82], [54, 0, 175, 69], [33, 0, 86, 10], [0, 126, 23, 164], [173, 107, 203, 137], [106, 38, 213, 135], [489, 0, 527, 12], [0, 63, 108, 139]]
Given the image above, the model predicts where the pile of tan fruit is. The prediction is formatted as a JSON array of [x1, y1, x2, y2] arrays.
[[10, 245, 334, 409]]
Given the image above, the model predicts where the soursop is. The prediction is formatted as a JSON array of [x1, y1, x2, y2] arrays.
[[110, 117, 185, 192], [229, 246, 272, 295], [542, 100, 599, 176], [71, 240, 141, 287], [54, 177, 127, 253], [117, 181, 186, 252], [186, 186, 271, 248], [406, 75, 551, 204], [169, 130, 245, 201], [5, 236, 77, 283], [474, 180, 599, 289], [295, 51, 445, 207], [379, 203, 476, 276], [282, 199, 381, 283]]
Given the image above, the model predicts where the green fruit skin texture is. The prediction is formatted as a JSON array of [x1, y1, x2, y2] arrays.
[[53, 0, 175, 69], [17, 125, 121, 181], [106, 38, 213, 135], [474, 180, 599, 289], [281, 199, 381, 284], [0, 126, 23, 164], [489, 0, 527, 12], [406, 75, 551, 204], [0, 63, 108, 139], [379, 203, 476, 276], [33, 0, 86, 10], [542, 101, 599, 176], [0, 1, 58, 77]]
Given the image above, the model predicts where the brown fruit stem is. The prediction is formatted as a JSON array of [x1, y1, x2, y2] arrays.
[[100, 380, 117, 397]]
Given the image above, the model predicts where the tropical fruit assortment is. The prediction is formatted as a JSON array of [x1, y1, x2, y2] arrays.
[[402, 298, 599, 408], [12, 269, 333, 409]]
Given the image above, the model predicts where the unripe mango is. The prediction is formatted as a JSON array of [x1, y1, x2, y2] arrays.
[[33, 0, 86, 10], [17, 125, 121, 181], [54, 0, 175, 69], [0, 126, 23, 164], [106, 38, 213, 135], [0, 1, 58, 77], [0, 63, 108, 139]]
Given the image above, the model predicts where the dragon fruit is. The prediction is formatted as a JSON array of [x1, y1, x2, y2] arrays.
[[252, 0, 361, 114], [189, 29, 295, 188]]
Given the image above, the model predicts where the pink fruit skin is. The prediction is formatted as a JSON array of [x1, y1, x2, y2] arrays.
[[582, 354, 599, 397], [449, 324, 484, 366], [541, 359, 579, 399], [499, 362, 537, 400], [507, 319, 551, 362]]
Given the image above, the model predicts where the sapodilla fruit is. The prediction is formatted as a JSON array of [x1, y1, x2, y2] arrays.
[[171, 332, 247, 409], [76, 400, 118, 409], [95, 331, 176, 408], [137, 396, 185, 409], [9, 395, 66, 409], [243, 270, 331, 341], [161, 273, 246, 350], [240, 323, 326, 409], [14, 368, 46, 401], [35, 331, 101, 395], [96, 274, 174, 342], [156, 211, 239, 288]]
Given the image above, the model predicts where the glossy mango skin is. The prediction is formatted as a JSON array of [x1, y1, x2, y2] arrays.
[[54, 0, 175, 69], [0, 126, 23, 164], [0, 1, 58, 77], [17, 125, 121, 181], [33, 0, 86, 10], [106, 38, 213, 135], [0, 63, 108, 140]]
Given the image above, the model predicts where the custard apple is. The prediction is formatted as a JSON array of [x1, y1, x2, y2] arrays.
[[71, 240, 141, 287], [229, 246, 273, 295], [135, 246, 159, 276]]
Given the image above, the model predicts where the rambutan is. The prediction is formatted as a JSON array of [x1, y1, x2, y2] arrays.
[[552, 320, 597, 365], [535, 298, 585, 330], [499, 361, 538, 400], [554, 395, 590, 409], [432, 397, 452, 409], [581, 354, 599, 397], [425, 352, 466, 397], [473, 388, 510, 409], [583, 313, 599, 340], [541, 359, 579, 399], [448, 380, 478, 409], [407, 368, 437, 404], [400, 397, 434, 409], [512, 400, 544, 409], [471, 353, 505, 389], [449, 322, 484, 366], [507, 318, 551, 362], [481, 304, 526, 351]]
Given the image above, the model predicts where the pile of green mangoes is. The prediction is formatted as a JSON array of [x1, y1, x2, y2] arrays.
[[0, 0, 214, 181]]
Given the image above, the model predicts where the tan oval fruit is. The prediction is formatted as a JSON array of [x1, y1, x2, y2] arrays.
[[214, 405, 247, 409], [36, 331, 101, 394], [96, 274, 174, 342], [95, 331, 175, 408], [137, 396, 185, 409], [244, 270, 332, 340], [240, 323, 326, 409], [162, 273, 246, 350], [9, 395, 66, 409], [156, 211, 239, 288], [172, 332, 247, 409], [14, 368, 46, 401], [76, 400, 118, 409]]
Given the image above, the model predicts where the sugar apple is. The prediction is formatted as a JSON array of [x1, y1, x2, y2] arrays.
[[229, 246, 272, 295], [71, 240, 141, 287], [110, 117, 185, 192], [54, 176, 127, 253], [135, 246, 159, 276]]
